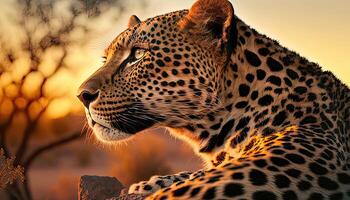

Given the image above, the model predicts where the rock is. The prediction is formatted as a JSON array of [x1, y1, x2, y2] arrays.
[[79, 175, 125, 200], [108, 194, 147, 200]]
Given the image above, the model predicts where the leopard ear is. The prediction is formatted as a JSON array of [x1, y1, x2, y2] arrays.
[[128, 15, 141, 28], [179, 0, 237, 53]]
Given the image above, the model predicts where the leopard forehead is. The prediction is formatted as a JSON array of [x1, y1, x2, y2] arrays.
[[104, 10, 189, 58]]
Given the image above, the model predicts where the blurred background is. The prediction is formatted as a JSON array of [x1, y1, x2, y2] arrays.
[[0, 0, 349, 199]]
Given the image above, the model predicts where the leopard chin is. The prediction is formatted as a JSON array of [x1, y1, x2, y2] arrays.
[[85, 110, 132, 142], [93, 122, 131, 142]]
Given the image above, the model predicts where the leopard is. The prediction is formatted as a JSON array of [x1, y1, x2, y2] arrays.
[[77, 0, 350, 199]]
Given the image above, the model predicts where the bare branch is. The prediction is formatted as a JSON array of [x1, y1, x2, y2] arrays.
[[0, 111, 16, 158], [14, 96, 53, 164], [24, 132, 82, 168], [14, 123, 36, 165]]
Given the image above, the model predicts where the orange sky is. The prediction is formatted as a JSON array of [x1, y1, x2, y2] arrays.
[[1, 0, 349, 118]]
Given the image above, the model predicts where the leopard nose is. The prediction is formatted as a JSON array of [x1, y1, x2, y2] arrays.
[[77, 79, 101, 108], [77, 89, 99, 108], [78, 66, 107, 108]]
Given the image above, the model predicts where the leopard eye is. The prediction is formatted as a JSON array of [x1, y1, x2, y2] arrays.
[[134, 48, 146, 60], [128, 48, 146, 66]]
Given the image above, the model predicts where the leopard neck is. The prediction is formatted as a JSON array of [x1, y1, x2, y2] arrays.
[[184, 18, 345, 167]]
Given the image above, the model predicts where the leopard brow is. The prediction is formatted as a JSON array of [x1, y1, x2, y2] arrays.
[[109, 49, 133, 84], [111, 43, 149, 81]]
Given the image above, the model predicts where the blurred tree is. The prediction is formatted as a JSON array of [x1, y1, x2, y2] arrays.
[[0, 0, 126, 199]]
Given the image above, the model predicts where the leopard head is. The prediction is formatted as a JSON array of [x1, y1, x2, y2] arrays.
[[77, 0, 238, 143]]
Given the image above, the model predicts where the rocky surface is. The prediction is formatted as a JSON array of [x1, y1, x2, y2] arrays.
[[79, 175, 146, 200], [108, 194, 147, 200], [79, 175, 124, 200]]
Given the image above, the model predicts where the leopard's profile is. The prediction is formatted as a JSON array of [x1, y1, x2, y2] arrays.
[[78, 0, 350, 199]]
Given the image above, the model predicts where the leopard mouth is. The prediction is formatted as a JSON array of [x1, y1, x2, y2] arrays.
[[110, 105, 166, 135], [86, 103, 165, 142], [85, 112, 130, 142]]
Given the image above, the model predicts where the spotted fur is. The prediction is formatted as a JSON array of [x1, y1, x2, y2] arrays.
[[78, 0, 350, 199]]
